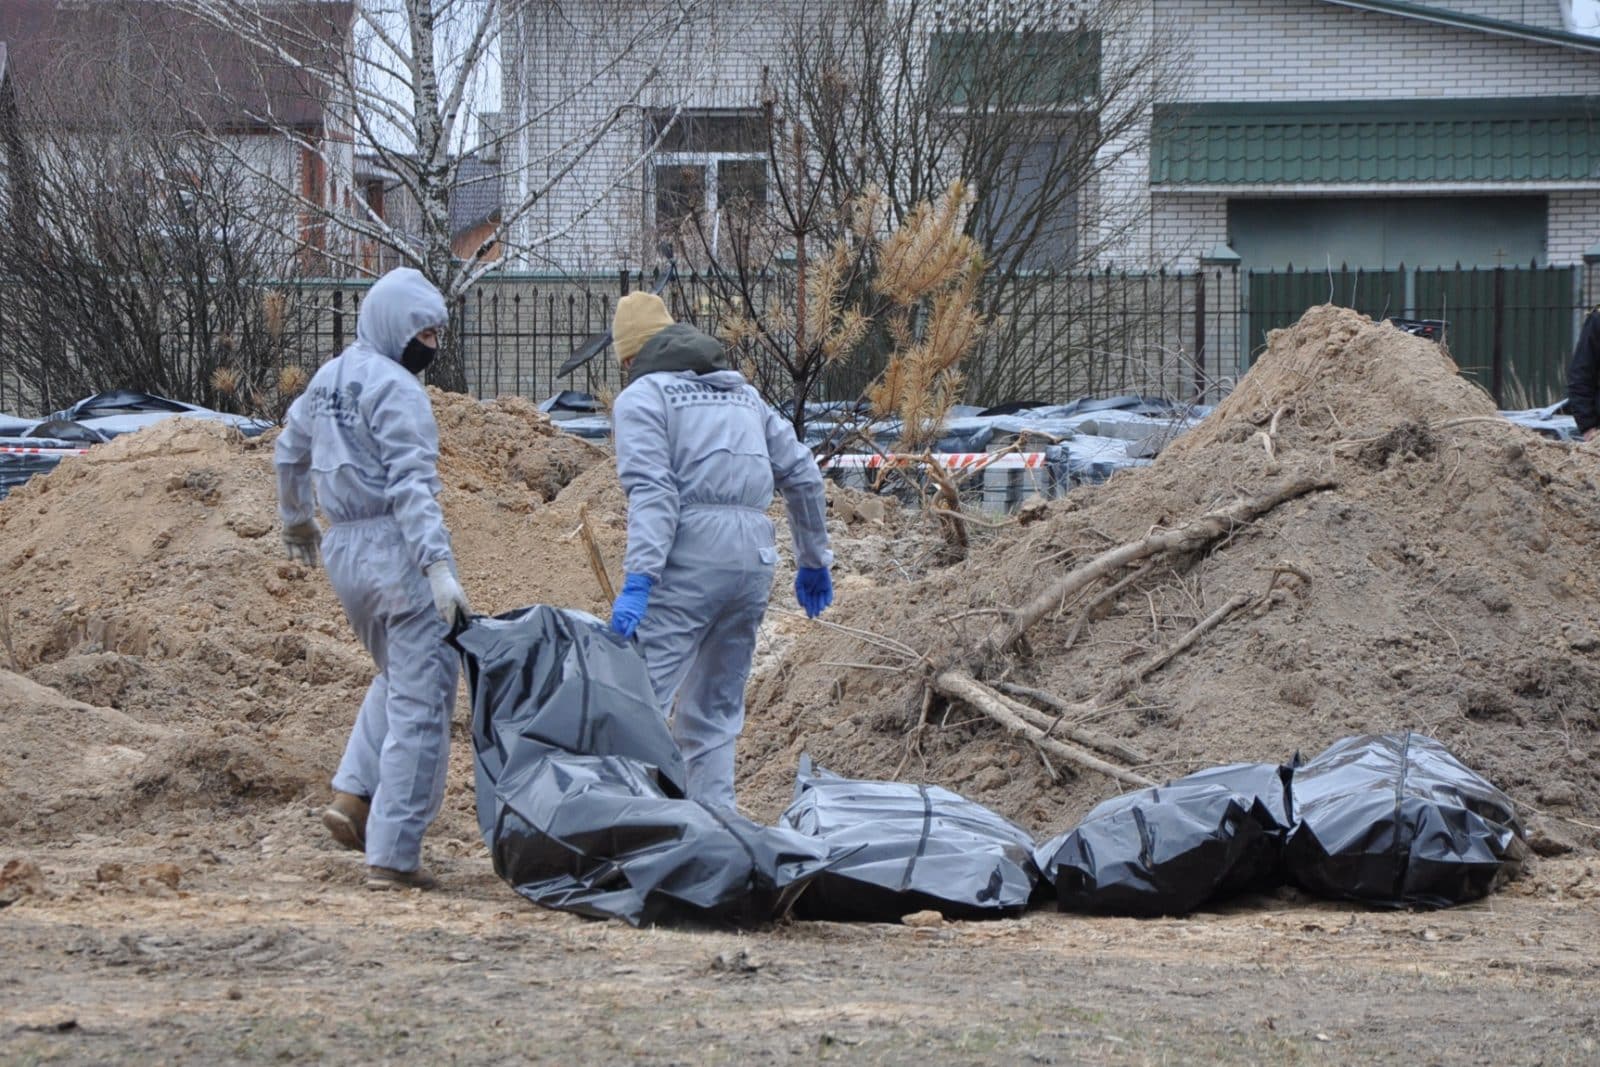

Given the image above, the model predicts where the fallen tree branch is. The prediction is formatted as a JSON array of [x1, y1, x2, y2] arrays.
[[993, 682, 1152, 765], [893, 686, 935, 781], [999, 690, 1152, 765], [577, 504, 615, 602], [933, 670, 1155, 789], [1060, 562, 1155, 649], [1097, 592, 1254, 705], [979, 476, 1334, 662]]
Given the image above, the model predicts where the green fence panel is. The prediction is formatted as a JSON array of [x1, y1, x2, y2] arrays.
[[1246, 268, 1405, 363], [1414, 267, 1575, 406]]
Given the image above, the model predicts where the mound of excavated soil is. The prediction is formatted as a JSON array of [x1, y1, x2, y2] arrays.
[[0, 392, 606, 843], [0, 382, 934, 847], [742, 307, 1600, 854]]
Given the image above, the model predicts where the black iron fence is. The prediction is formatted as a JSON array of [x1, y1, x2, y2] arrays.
[[268, 267, 1240, 410], [1244, 262, 1586, 407], [2, 263, 1591, 414]]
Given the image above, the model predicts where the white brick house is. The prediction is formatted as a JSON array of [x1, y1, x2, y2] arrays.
[[502, 0, 1600, 276], [1145, 0, 1600, 272]]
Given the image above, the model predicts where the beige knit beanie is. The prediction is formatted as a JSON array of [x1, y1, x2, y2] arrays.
[[612, 292, 674, 366]]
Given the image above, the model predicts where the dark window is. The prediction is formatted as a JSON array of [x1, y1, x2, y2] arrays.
[[717, 158, 767, 212], [976, 136, 1080, 270], [928, 30, 1102, 108], [654, 162, 706, 227], [649, 111, 767, 153], [648, 110, 769, 248]]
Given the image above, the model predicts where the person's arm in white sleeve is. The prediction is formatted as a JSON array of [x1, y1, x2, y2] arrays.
[[273, 391, 315, 528], [614, 383, 679, 581], [762, 401, 833, 569], [365, 378, 453, 571]]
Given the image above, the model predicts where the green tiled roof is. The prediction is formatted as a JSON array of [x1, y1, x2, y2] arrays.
[[1152, 98, 1600, 185]]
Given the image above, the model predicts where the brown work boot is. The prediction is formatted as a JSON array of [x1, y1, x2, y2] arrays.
[[321, 791, 369, 853], [365, 865, 439, 892]]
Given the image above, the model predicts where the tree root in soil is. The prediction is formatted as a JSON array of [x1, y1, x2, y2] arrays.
[[917, 475, 1335, 789], [974, 475, 1336, 664], [932, 671, 1156, 789]]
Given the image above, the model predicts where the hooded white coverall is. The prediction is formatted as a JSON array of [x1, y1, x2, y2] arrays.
[[274, 268, 456, 872], [615, 351, 833, 809]]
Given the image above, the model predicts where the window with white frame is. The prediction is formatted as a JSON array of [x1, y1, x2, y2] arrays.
[[648, 110, 768, 254]]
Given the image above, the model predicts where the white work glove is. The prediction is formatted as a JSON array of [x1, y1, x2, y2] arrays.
[[425, 561, 470, 627], [282, 520, 322, 568]]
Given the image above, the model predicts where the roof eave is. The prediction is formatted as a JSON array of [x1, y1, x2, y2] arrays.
[[1317, 0, 1600, 53]]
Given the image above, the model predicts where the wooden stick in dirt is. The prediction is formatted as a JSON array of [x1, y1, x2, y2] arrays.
[[578, 504, 616, 602], [980, 475, 1334, 661], [933, 670, 1156, 789], [1096, 592, 1254, 706], [0, 594, 17, 673], [993, 683, 1151, 765]]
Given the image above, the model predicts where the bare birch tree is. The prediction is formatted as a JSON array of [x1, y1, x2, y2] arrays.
[[174, 0, 722, 392]]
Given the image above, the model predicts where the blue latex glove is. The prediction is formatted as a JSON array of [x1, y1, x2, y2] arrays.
[[610, 573, 654, 638], [795, 566, 833, 619]]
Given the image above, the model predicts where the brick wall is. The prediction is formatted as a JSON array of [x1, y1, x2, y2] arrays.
[[1550, 191, 1600, 264], [1150, 195, 1228, 264], [1156, 0, 1600, 101], [1406, 0, 1566, 31], [1144, 0, 1600, 266], [503, 2, 783, 272]]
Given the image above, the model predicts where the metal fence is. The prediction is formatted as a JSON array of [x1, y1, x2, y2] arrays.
[[1243, 262, 1586, 407], [267, 267, 1240, 410], [3, 262, 1591, 414]]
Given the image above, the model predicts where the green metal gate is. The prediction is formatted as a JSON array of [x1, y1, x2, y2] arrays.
[[1247, 268, 1406, 362], [1246, 265, 1579, 405], [1413, 266, 1576, 406]]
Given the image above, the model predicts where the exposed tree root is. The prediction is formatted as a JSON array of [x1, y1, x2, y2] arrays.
[[976, 475, 1335, 663], [932, 670, 1156, 789]]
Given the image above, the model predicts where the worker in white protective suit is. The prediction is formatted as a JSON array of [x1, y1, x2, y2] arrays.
[[274, 267, 470, 892], [607, 292, 834, 809]]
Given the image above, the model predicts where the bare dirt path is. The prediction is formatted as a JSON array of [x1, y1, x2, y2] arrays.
[[4, 818, 1598, 1065]]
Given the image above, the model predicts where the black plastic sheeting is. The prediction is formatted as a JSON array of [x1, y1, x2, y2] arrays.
[[1034, 734, 1524, 917], [0, 450, 67, 495], [455, 606, 836, 927], [1284, 732, 1526, 908], [25, 419, 111, 444], [777, 757, 1039, 921], [50, 389, 192, 421], [1034, 762, 1293, 917]]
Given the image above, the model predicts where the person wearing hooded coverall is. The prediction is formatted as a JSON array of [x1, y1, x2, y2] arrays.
[[274, 267, 471, 892], [606, 292, 834, 810]]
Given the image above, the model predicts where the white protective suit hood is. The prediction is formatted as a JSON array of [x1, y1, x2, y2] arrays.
[[356, 268, 449, 362]]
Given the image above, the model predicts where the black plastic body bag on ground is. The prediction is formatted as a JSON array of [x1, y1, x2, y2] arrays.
[[778, 757, 1039, 920], [1284, 732, 1526, 908], [454, 606, 834, 927], [1033, 762, 1294, 917]]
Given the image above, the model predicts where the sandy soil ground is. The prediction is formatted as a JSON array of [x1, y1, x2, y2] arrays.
[[5, 825, 1599, 1066], [6, 310, 1599, 1064]]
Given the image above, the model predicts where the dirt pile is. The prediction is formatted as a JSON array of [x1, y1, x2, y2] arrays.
[[742, 306, 1600, 852], [0, 383, 938, 846], [0, 394, 606, 843]]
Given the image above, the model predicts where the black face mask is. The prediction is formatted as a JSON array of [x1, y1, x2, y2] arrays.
[[400, 337, 437, 375]]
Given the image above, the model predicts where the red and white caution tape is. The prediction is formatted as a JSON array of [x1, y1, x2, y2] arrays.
[[0, 445, 90, 455], [824, 452, 1046, 472]]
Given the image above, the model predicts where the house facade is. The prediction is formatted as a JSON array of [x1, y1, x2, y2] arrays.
[[502, 1, 1600, 275], [1147, 0, 1600, 273], [0, 0, 358, 276]]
